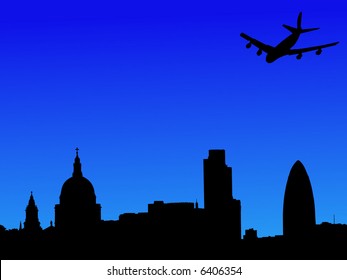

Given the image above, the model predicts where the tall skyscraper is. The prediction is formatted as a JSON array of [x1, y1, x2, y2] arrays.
[[203, 149, 241, 240], [283, 160, 316, 237]]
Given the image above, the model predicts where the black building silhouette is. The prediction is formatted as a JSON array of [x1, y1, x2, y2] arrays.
[[2, 148, 347, 260], [23, 192, 42, 233], [203, 150, 241, 240], [117, 200, 205, 249], [54, 148, 101, 233], [283, 160, 316, 237]]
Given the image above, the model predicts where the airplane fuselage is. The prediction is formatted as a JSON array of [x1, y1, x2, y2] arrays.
[[266, 33, 300, 63]]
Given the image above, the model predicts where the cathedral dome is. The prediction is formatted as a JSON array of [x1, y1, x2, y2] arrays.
[[59, 148, 96, 206], [60, 176, 96, 206], [55, 148, 101, 231]]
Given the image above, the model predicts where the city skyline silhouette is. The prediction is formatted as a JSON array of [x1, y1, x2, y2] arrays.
[[2, 148, 347, 260], [0, 1, 346, 258]]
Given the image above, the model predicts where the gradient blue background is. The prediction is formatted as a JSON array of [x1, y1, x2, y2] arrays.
[[0, 0, 345, 238]]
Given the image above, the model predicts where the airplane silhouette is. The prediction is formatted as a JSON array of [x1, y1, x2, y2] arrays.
[[240, 12, 339, 63]]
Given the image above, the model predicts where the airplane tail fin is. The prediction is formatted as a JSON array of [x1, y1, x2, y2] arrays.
[[297, 11, 303, 30], [283, 12, 320, 34]]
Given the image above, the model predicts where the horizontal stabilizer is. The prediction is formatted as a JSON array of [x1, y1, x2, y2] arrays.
[[301, 27, 320, 33], [282, 24, 297, 33], [283, 24, 319, 34]]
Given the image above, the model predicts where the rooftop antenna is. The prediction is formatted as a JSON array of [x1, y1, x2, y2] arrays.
[[333, 214, 336, 224]]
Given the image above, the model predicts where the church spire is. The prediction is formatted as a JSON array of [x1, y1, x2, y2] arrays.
[[28, 191, 35, 207], [73, 147, 83, 177], [24, 192, 42, 232]]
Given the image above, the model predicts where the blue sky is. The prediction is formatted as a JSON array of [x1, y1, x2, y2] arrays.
[[0, 1, 346, 237]]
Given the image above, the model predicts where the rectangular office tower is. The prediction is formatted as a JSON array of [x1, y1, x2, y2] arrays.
[[203, 150, 241, 240]]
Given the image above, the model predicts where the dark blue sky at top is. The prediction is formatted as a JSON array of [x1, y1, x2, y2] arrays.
[[0, 0, 346, 237]]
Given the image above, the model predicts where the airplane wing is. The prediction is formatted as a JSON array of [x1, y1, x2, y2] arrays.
[[287, 42, 339, 55], [240, 32, 274, 53]]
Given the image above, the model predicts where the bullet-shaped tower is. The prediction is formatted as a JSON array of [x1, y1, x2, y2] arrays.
[[283, 160, 316, 237]]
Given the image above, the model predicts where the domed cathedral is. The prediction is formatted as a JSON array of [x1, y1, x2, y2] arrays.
[[283, 160, 316, 238], [55, 148, 101, 233]]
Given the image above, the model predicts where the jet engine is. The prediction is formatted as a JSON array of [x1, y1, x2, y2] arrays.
[[316, 48, 322, 55], [296, 53, 303, 60], [256, 49, 262, 56], [246, 42, 252, 48]]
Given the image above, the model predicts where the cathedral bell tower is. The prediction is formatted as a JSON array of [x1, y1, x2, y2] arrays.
[[24, 192, 42, 233]]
